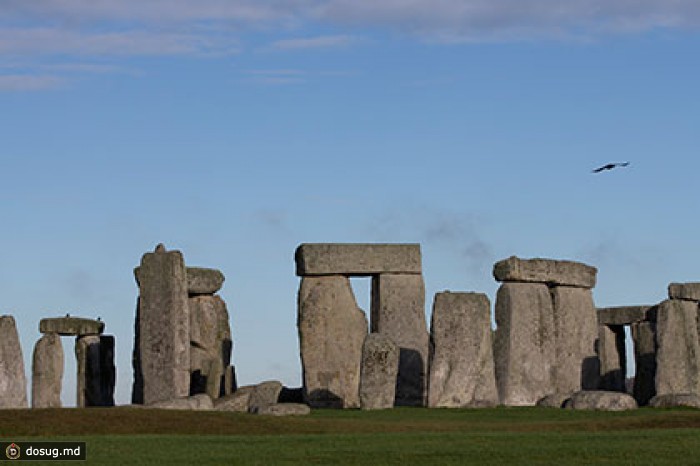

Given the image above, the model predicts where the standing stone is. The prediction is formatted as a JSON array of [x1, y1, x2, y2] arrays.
[[371, 273, 429, 406], [598, 324, 626, 392], [298, 276, 368, 408], [494, 282, 555, 406], [428, 292, 498, 408], [551, 286, 600, 393], [134, 245, 190, 405], [76, 335, 115, 407], [0, 316, 28, 408], [32, 333, 63, 408], [189, 295, 231, 400], [360, 333, 398, 410], [655, 299, 700, 396], [631, 321, 656, 406]]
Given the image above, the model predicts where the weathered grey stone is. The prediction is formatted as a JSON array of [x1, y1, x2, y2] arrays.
[[552, 287, 600, 393], [248, 381, 283, 413], [31, 333, 63, 408], [428, 292, 498, 408], [494, 283, 555, 406], [40, 317, 104, 336], [214, 386, 254, 412], [564, 391, 637, 411], [493, 256, 597, 288], [598, 324, 626, 391], [649, 393, 700, 408], [255, 403, 311, 416], [295, 243, 421, 276], [597, 306, 657, 325], [134, 245, 190, 405], [76, 335, 115, 407], [149, 393, 213, 410], [536, 393, 572, 408], [298, 276, 368, 408], [186, 267, 225, 295], [189, 295, 231, 400], [360, 333, 398, 410], [668, 283, 700, 302], [0, 315, 28, 408], [631, 322, 656, 406], [655, 299, 700, 396], [371, 273, 429, 406]]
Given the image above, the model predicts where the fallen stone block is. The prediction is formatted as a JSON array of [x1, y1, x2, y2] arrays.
[[248, 381, 283, 414], [214, 386, 254, 412], [31, 333, 63, 408], [40, 317, 104, 336], [428, 292, 498, 408], [360, 333, 398, 410], [536, 393, 572, 408], [668, 282, 700, 302], [493, 256, 597, 288], [597, 306, 657, 325], [0, 315, 28, 408], [649, 393, 700, 409], [255, 403, 310, 416], [564, 391, 638, 411], [149, 394, 213, 410], [295, 243, 421, 276]]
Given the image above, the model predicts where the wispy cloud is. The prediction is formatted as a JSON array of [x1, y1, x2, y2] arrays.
[[269, 34, 360, 50], [0, 74, 63, 91]]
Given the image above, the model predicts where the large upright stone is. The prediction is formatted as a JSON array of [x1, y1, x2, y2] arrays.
[[655, 299, 700, 396], [189, 295, 231, 399], [76, 335, 115, 407], [551, 287, 599, 393], [295, 243, 421, 276], [0, 315, 28, 408], [494, 282, 555, 406], [428, 292, 498, 408], [31, 333, 63, 408], [493, 256, 597, 288], [598, 324, 626, 392], [134, 245, 190, 405], [631, 321, 656, 406], [360, 333, 398, 410], [298, 276, 368, 408], [371, 273, 429, 406]]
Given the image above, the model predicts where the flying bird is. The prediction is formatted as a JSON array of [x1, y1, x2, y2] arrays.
[[592, 162, 630, 173]]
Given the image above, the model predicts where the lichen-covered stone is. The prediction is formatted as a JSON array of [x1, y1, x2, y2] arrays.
[[149, 393, 213, 410], [186, 267, 225, 295], [597, 306, 657, 325], [360, 333, 398, 410], [428, 292, 497, 408], [31, 333, 63, 408], [298, 276, 368, 408], [564, 390, 638, 411], [189, 295, 231, 399], [0, 315, 28, 408], [214, 386, 254, 412], [295, 243, 421, 276], [493, 256, 597, 288], [494, 282, 555, 406], [248, 381, 283, 413], [40, 317, 104, 336]]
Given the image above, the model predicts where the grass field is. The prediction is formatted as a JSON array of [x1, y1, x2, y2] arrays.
[[2, 407, 700, 464]]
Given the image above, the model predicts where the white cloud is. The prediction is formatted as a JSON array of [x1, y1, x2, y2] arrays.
[[269, 34, 360, 50], [0, 74, 62, 91]]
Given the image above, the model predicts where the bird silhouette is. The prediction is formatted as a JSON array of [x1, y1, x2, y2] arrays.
[[592, 162, 630, 173]]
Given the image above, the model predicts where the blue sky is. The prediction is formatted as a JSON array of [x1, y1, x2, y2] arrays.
[[2, 1, 700, 405]]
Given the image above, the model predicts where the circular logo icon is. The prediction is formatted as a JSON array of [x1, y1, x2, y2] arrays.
[[6, 443, 20, 460]]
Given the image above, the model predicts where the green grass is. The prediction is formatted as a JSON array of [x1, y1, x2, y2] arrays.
[[2, 407, 700, 464]]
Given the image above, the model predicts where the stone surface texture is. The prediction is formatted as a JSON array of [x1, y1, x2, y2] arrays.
[[493, 256, 597, 288], [631, 322, 657, 406], [0, 315, 28, 408], [248, 381, 284, 413], [371, 273, 429, 406], [186, 267, 225, 295], [40, 317, 104, 336], [655, 299, 700, 396], [31, 333, 63, 408], [551, 286, 600, 393], [494, 282, 555, 406], [564, 390, 638, 411], [213, 386, 254, 412], [295, 243, 421, 276], [134, 246, 191, 405], [649, 393, 700, 408], [188, 295, 231, 399], [668, 282, 700, 302], [76, 335, 115, 407], [536, 393, 572, 408], [598, 324, 626, 392], [149, 393, 213, 410], [255, 403, 311, 416], [298, 276, 367, 408], [597, 306, 657, 325], [428, 292, 498, 408], [359, 333, 398, 410]]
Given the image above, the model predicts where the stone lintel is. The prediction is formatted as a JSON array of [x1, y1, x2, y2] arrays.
[[135, 266, 225, 295], [295, 243, 421, 276], [40, 317, 104, 336], [493, 256, 597, 288], [597, 306, 657, 325], [668, 282, 700, 302]]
